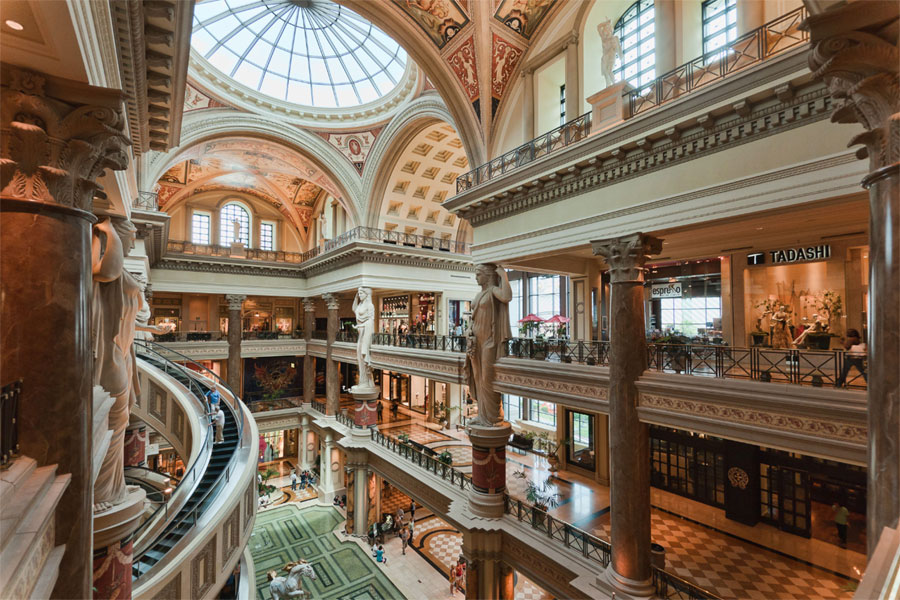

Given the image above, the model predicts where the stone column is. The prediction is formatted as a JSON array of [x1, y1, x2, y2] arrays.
[[323, 293, 340, 415], [225, 294, 245, 394], [318, 433, 337, 502], [654, 0, 677, 73], [353, 466, 369, 535], [564, 33, 580, 121], [462, 531, 505, 600], [298, 415, 312, 470], [522, 68, 534, 140], [345, 466, 355, 535], [592, 233, 663, 597], [803, 2, 900, 556], [468, 423, 513, 518], [1, 64, 130, 599], [303, 298, 316, 404]]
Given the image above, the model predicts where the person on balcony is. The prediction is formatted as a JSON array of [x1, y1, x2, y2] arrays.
[[836, 329, 867, 387]]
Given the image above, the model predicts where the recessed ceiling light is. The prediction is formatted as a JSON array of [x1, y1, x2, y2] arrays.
[[5, 20, 24, 31]]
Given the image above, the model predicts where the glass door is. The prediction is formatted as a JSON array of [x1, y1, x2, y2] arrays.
[[565, 410, 595, 472], [778, 466, 811, 537]]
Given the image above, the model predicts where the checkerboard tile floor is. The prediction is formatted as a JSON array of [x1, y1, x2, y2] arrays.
[[428, 444, 472, 467], [515, 573, 553, 600], [380, 422, 454, 444], [591, 511, 854, 599]]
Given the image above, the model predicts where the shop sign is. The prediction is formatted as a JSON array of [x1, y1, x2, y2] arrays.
[[651, 283, 683, 298], [747, 245, 831, 266]]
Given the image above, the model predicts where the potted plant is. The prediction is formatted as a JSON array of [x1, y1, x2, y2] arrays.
[[258, 467, 279, 496], [437, 450, 453, 465], [536, 433, 568, 472], [524, 479, 560, 527], [397, 432, 411, 445]]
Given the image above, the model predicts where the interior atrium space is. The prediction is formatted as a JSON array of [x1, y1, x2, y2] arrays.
[[2, 1, 899, 599]]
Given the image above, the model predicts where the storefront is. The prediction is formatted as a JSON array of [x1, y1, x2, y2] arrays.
[[379, 371, 449, 422], [378, 293, 437, 335], [644, 259, 723, 342], [736, 238, 869, 348], [448, 299, 471, 335], [380, 294, 409, 334]]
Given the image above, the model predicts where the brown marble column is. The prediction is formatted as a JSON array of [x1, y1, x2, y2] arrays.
[[461, 531, 503, 600], [803, 2, 900, 556], [592, 233, 662, 597], [226, 294, 245, 395], [0, 64, 129, 599], [303, 298, 316, 404], [324, 293, 340, 415]]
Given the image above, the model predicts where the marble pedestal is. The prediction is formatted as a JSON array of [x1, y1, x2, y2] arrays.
[[92, 486, 147, 599], [350, 386, 379, 428], [467, 423, 512, 518]]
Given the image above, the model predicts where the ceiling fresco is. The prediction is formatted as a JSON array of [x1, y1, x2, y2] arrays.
[[183, 82, 228, 113], [317, 128, 383, 176], [392, 0, 470, 49], [493, 0, 558, 40]]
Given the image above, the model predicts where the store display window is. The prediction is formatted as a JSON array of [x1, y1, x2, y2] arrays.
[[380, 295, 409, 334], [274, 307, 294, 333], [448, 299, 471, 335], [411, 293, 435, 334], [646, 260, 722, 341]]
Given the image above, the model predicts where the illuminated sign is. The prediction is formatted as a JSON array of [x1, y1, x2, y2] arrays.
[[748, 245, 831, 266], [651, 283, 682, 298]]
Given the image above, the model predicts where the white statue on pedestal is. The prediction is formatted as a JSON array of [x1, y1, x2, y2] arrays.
[[268, 561, 317, 600], [465, 264, 512, 427], [351, 287, 376, 392], [598, 19, 622, 89], [232, 218, 241, 244]]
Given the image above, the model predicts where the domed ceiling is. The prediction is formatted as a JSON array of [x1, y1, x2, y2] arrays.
[[191, 0, 408, 109]]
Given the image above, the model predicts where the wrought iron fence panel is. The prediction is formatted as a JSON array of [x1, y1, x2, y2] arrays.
[[795, 350, 838, 387], [585, 537, 611, 567], [718, 346, 753, 379], [756, 348, 797, 383], [548, 517, 567, 544], [688, 346, 718, 377]]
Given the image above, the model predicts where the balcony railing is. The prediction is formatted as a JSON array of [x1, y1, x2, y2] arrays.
[[456, 111, 592, 193], [166, 240, 307, 264], [248, 396, 303, 413], [152, 330, 303, 343], [336, 331, 359, 343], [311, 400, 327, 414], [1, 379, 21, 468], [504, 338, 867, 389], [372, 333, 467, 352], [370, 429, 472, 491], [134, 191, 159, 211], [627, 6, 808, 116]]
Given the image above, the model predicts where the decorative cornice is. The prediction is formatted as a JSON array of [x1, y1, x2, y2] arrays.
[[155, 257, 305, 279], [455, 84, 833, 227], [0, 65, 130, 211]]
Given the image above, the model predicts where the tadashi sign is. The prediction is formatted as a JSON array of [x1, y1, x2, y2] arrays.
[[747, 245, 831, 266]]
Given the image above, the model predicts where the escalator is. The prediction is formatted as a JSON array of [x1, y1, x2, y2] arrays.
[[132, 342, 244, 579]]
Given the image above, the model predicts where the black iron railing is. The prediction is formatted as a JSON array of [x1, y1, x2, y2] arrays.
[[372, 333, 467, 352], [152, 330, 303, 342], [627, 6, 808, 116], [457, 111, 592, 192], [311, 400, 327, 414], [336, 331, 359, 343], [303, 226, 472, 260], [370, 429, 472, 490], [504, 338, 867, 389], [134, 191, 159, 211], [652, 567, 723, 600], [1, 379, 21, 468], [335, 410, 359, 429]]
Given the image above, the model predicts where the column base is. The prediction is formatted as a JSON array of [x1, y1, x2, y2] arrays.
[[92, 486, 147, 599], [603, 565, 654, 599], [468, 488, 508, 519], [467, 423, 512, 519]]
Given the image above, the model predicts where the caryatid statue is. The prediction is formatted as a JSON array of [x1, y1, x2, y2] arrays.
[[598, 19, 622, 89], [466, 264, 512, 427], [351, 287, 376, 391], [91, 215, 144, 511]]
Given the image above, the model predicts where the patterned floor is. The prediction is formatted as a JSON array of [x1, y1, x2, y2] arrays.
[[380, 423, 454, 444], [428, 444, 472, 467], [590, 510, 854, 600], [250, 504, 406, 600]]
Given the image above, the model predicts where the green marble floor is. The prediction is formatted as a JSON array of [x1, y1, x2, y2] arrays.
[[250, 505, 406, 600]]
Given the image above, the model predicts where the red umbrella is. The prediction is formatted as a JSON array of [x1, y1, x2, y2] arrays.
[[518, 314, 544, 323], [545, 315, 570, 324]]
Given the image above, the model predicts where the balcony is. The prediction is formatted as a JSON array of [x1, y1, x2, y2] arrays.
[[454, 6, 809, 194]]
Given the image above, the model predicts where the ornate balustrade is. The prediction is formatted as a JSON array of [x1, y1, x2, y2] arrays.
[[504, 338, 867, 389], [370, 429, 472, 491], [1, 379, 21, 467], [372, 333, 467, 352], [311, 400, 327, 414], [627, 6, 808, 116], [456, 112, 592, 192]]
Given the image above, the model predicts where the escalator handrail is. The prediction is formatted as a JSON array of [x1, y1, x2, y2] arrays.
[[132, 343, 247, 580], [131, 351, 214, 551], [135, 339, 245, 448]]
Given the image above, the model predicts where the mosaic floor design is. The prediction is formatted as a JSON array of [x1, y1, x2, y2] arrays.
[[380, 423, 454, 444], [250, 504, 406, 600], [591, 510, 854, 599], [426, 444, 472, 467]]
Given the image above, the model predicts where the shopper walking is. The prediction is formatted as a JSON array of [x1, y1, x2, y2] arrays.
[[400, 525, 410, 555], [836, 329, 867, 387], [833, 503, 850, 547], [214, 406, 225, 443], [290, 469, 297, 491]]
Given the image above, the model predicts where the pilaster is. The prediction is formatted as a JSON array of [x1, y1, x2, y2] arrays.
[[303, 298, 316, 404], [225, 294, 245, 394], [323, 293, 340, 415]]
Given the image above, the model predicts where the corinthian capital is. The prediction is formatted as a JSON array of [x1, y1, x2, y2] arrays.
[[323, 293, 340, 311], [0, 65, 131, 211], [302, 298, 316, 312], [802, 3, 899, 171], [591, 233, 663, 283], [225, 294, 246, 311]]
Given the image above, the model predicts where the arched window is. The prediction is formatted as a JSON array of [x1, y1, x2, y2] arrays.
[[220, 202, 251, 246], [614, 0, 656, 90]]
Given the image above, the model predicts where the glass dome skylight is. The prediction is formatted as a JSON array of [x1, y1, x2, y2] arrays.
[[191, 0, 408, 109]]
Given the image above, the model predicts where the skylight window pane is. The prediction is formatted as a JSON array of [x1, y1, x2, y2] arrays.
[[191, 0, 406, 108]]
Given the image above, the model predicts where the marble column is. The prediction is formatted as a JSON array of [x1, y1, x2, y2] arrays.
[[303, 298, 316, 405], [323, 293, 340, 415], [461, 531, 504, 600], [345, 466, 355, 535], [803, 1, 900, 556], [298, 416, 312, 470], [226, 294, 245, 394], [353, 466, 369, 535], [0, 64, 130, 599], [592, 233, 663, 597]]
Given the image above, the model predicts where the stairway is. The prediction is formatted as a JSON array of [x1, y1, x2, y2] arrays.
[[0, 456, 70, 600], [132, 352, 241, 579]]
